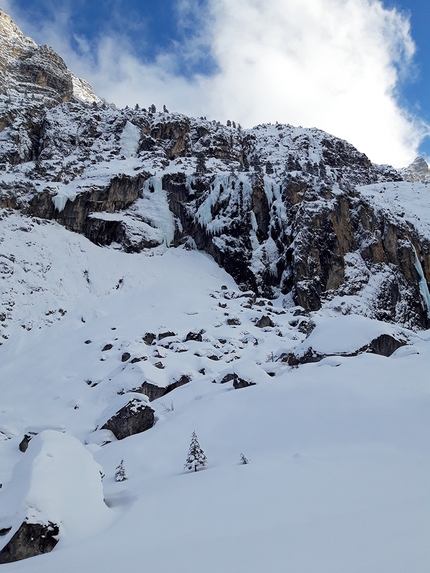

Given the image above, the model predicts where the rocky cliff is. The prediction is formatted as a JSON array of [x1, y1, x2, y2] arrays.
[[1, 10, 429, 329]]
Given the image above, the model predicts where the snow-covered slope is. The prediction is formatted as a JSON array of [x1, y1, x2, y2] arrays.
[[0, 211, 429, 572]]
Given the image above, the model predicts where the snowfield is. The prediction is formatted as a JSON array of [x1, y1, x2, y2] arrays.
[[0, 211, 429, 572]]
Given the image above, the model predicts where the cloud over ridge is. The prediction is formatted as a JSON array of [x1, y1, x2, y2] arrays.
[[4, 0, 429, 166]]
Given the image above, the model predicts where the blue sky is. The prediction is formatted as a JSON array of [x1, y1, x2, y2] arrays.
[[3, 0, 430, 166]]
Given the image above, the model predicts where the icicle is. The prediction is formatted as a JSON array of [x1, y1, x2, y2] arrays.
[[414, 247, 430, 318]]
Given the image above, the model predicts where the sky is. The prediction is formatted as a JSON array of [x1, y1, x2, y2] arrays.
[[2, 0, 430, 167]]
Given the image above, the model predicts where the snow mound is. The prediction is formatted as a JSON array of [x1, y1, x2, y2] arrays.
[[0, 431, 111, 546], [303, 315, 406, 355]]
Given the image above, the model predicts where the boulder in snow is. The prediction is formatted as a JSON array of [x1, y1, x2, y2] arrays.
[[255, 315, 275, 328], [0, 431, 111, 563], [0, 520, 59, 564], [98, 393, 155, 440], [367, 334, 406, 357]]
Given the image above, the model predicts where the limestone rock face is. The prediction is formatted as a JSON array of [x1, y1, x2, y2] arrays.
[[0, 9, 99, 105]]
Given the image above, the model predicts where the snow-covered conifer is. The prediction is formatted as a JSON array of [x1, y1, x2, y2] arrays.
[[184, 431, 207, 472], [115, 459, 128, 482], [240, 453, 250, 465]]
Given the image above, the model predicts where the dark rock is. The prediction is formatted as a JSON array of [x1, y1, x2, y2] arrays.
[[367, 334, 406, 357], [226, 317, 241, 326], [126, 374, 192, 402], [255, 315, 275, 328], [278, 347, 338, 366], [18, 432, 37, 453], [0, 520, 59, 564], [129, 381, 165, 402], [297, 319, 316, 336], [100, 398, 155, 440], [154, 361, 164, 369], [130, 356, 146, 364], [0, 528, 11, 536], [121, 352, 131, 362], [163, 374, 192, 396], [143, 332, 156, 345], [84, 340, 92, 344], [102, 343, 113, 351], [184, 330, 204, 342], [220, 373, 236, 384], [158, 330, 177, 340], [233, 376, 256, 389]]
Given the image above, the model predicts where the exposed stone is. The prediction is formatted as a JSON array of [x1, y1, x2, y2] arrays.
[[367, 334, 406, 357], [121, 352, 131, 362], [130, 356, 146, 364], [163, 374, 192, 395], [233, 376, 257, 389], [220, 373, 236, 384], [124, 374, 192, 402], [143, 332, 156, 346], [158, 330, 177, 340], [184, 330, 204, 342], [18, 432, 37, 453], [102, 343, 113, 351], [255, 315, 275, 328], [100, 398, 155, 440], [0, 520, 59, 564]]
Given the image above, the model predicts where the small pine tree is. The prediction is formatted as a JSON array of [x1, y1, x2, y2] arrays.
[[115, 459, 128, 482], [240, 453, 250, 465], [184, 431, 207, 472]]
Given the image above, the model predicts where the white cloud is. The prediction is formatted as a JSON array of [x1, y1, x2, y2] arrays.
[[4, 0, 429, 166]]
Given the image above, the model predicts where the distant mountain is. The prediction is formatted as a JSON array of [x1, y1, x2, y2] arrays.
[[401, 155, 430, 183]]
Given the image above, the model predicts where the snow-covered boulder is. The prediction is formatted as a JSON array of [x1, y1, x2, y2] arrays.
[[97, 393, 155, 440], [217, 360, 271, 388], [0, 430, 111, 563], [279, 315, 409, 365]]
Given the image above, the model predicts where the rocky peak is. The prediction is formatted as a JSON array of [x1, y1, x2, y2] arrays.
[[0, 8, 99, 105], [401, 156, 430, 183]]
